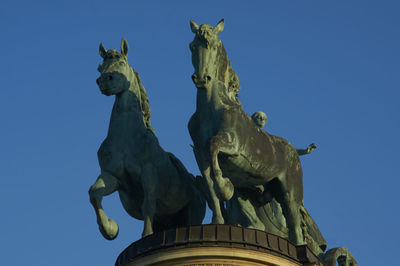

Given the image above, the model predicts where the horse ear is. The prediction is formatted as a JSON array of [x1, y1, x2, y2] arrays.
[[215, 19, 225, 33], [121, 38, 129, 57], [99, 43, 107, 58], [190, 20, 199, 33]]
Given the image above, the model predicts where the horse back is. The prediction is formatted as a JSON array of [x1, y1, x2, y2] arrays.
[[224, 108, 287, 166], [219, 107, 302, 187]]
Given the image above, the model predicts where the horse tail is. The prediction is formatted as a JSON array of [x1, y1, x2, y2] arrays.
[[255, 200, 289, 238], [299, 204, 327, 255]]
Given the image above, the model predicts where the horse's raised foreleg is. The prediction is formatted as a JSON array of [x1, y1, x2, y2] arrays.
[[210, 131, 238, 201], [141, 164, 158, 237], [193, 147, 225, 224], [88, 172, 120, 240]]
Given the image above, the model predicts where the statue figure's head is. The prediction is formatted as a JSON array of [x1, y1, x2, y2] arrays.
[[252, 111, 267, 128], [96, 38, 133, 96]]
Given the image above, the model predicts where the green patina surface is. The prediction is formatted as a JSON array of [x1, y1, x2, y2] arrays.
[[89, 38, 205, 240], [188, 19, 326, 256], [88, 22, 357, 266]]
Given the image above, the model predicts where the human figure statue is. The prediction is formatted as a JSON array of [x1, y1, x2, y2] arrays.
[[251, 111, 317, 156], [226, 110, 327, 255], [249, 111, 326, 254], [251, 111, 268, 128]]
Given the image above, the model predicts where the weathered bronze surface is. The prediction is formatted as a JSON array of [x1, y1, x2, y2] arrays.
[[88, 39, 205, 240], [251, 111, 317, 156], [188, 18, 308, 246], [89, 24, 358, 266]]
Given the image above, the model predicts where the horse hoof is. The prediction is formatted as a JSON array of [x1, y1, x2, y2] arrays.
[[142, 230, 154, 238], [100, 218, 119, 240], [212, 216, 224, 224], [220, 178, 234, 201]]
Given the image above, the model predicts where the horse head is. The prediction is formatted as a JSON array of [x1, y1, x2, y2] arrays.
[[96, 38, 153, 131], [189, 19, 240, 102], [96, 38, 136, 96], [189, 19, 227, 89]]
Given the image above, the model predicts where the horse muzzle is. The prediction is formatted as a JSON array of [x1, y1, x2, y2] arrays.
[[192, 73, 212, 89]]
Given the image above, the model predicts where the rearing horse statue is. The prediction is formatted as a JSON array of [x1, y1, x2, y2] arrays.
[[188, 20, 305, 245], [89, 38, 205, 240]]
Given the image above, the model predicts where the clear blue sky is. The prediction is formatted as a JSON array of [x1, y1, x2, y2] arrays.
[[2, 1, 399, 265]]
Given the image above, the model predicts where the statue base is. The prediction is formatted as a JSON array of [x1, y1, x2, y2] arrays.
[[116, 224, 323, 266]]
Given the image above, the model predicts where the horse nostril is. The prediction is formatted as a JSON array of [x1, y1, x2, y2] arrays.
[[108, 75, 113, 80], [206, 75, 211, 81], [192, 74, 197, 82]]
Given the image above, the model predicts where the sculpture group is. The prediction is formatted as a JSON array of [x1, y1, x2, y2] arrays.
[[88, 19, 356, 265]]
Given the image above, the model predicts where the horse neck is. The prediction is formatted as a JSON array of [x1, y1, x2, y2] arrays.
[[113, 90, 139, 112], [108, 76, 147, 137], [195, 63, 235, 113], [196, 80, 227, 114]]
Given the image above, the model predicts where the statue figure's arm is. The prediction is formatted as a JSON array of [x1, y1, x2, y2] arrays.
[[296, 143, 317, 156]]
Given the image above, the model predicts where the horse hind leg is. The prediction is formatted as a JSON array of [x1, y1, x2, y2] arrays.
[[140, 164, 158, 237], [274, 180, 304, 245], [210, 131, 238, 201], [88, 172, 120, 240]]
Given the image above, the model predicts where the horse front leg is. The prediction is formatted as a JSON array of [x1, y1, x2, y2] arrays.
[[193, 147, 225, 224], [88, 171, 120, 240], [141, 164, 158, 237], [210, 131, 238, 201]]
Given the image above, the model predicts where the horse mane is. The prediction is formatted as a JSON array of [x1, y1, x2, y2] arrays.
[[131, 67, 155, 133], [191, 31, 241, 106], [101, 49, 154, 132], [228, 62, 240, 101], [217, 43, 241, 106]]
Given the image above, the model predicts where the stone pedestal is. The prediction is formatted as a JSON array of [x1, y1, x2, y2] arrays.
[[116, 225, 323, 266]]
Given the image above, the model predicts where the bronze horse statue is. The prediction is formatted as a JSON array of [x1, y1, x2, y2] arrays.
[[89, 38, 205, 239], [188, 19, 307, 245]]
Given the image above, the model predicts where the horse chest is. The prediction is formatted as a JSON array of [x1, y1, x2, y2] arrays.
[[101, 110, 148, 164], [109, 113, 142, 137], [197, 113, 221, 141], [98, 136, 145, 174], [98, 138, 123, 170]]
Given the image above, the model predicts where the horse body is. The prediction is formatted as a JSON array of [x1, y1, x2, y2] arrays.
[[222, 112, 295, 184], [98, 99, 186, 218], [89, 39, 205, 240], [188, 20, 304, 245], [192, 100, 291, 185]]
